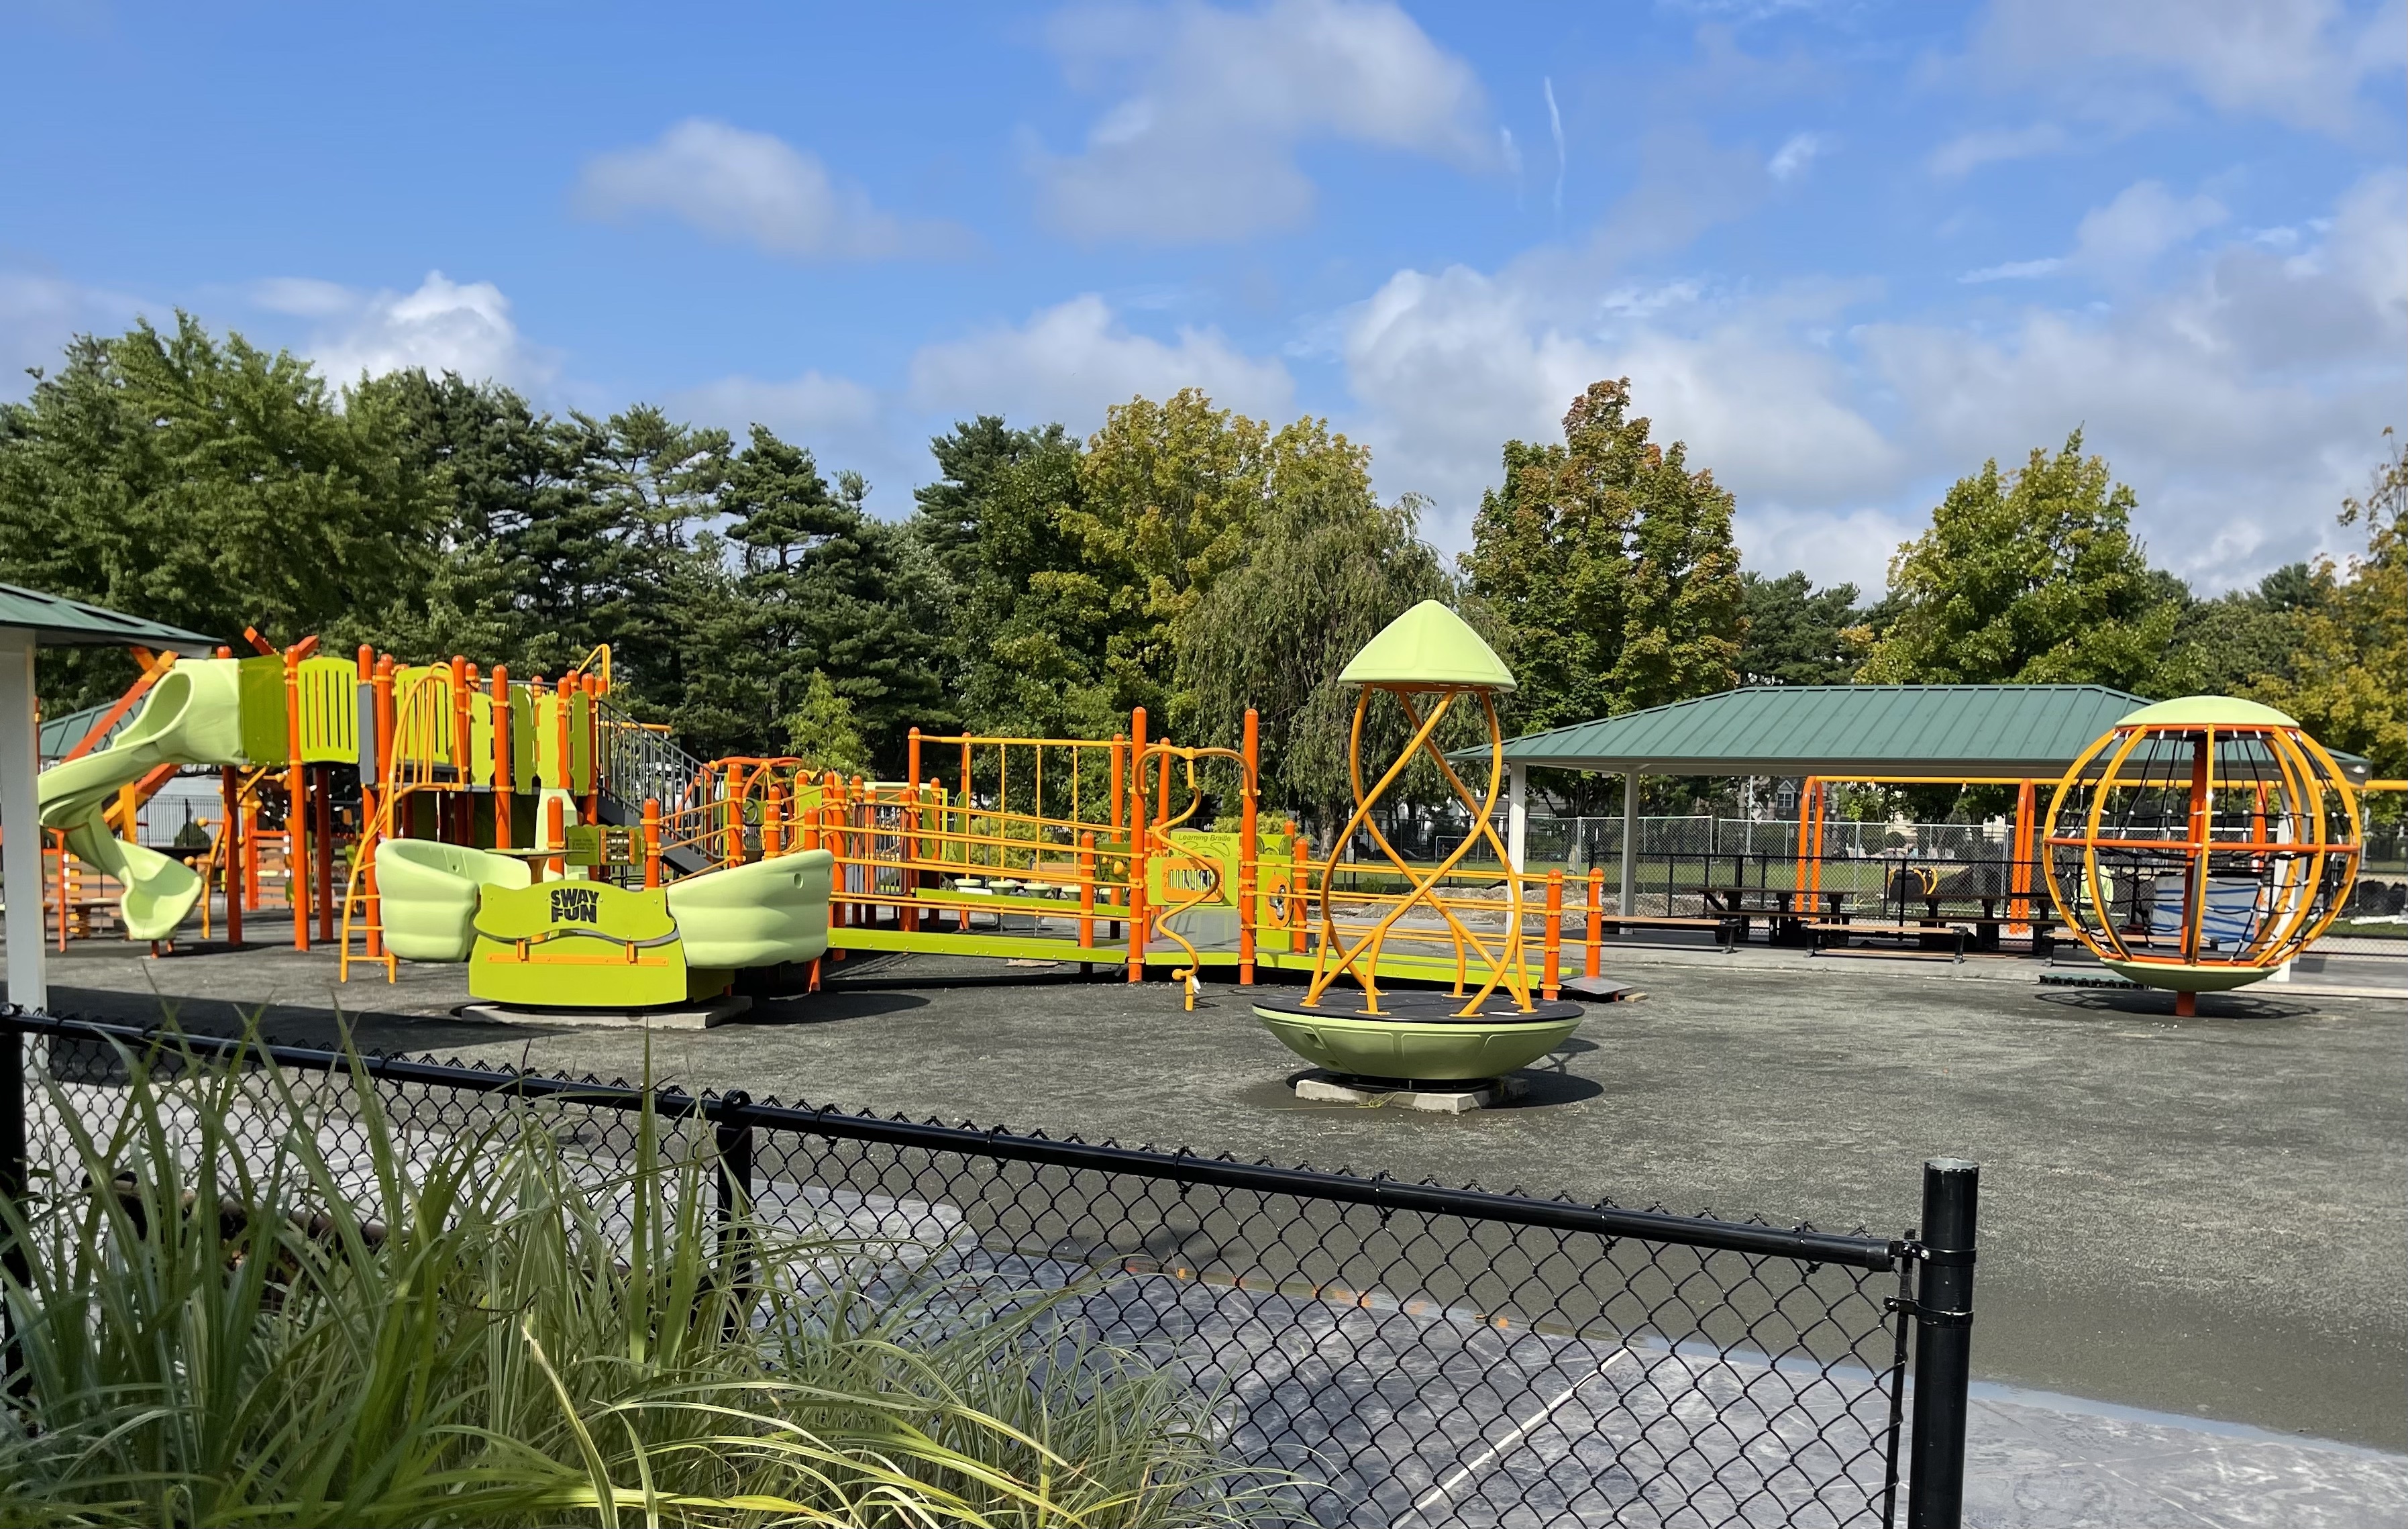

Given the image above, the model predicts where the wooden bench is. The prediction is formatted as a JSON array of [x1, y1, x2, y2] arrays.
[[1589, 914, 1746, 949], [1806, 920, 1967, 961]]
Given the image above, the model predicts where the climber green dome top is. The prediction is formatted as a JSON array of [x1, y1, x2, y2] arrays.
[[2115, 695, 2301, 730], [1337, 600, 1516, 692]]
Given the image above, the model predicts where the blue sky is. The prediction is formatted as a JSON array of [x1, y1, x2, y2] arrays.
[[5, 1, 2402, 595]]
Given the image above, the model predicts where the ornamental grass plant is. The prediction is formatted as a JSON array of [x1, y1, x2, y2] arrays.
[[0, 1031, 1275, 1527]]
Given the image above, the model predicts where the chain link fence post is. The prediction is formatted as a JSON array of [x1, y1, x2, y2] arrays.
[[0, 1009, 26, 1402], [713, 1089, 756, 1328], [1906, 1157, 1979, 1528]]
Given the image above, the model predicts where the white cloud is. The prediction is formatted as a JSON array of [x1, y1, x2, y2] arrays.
[[1337, 263, 1901, 580], [1927, 121, 2073, 178], [576, 119, 963, 261], [1031, 0, 1493, 242], [2070, 180, 2226, 274], [247, 276, 360, 318], [679, 370, 881, 440], [1975, 0, 2405, 134], [1766, 131, 1830, 181], [910, 294, 1294, 430], [1330, 170, 2405, 595], [1960, 258, 2064, 283], [0, 270, 142, 393], [305, 272, 551, 390]]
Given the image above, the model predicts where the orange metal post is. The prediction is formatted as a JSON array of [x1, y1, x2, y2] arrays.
[[242, 796, 260, 911], [450, 656, 471, 827], [283, 647, 309, 949], [1585, 866, 1604, 979], [851, 776, 868, 926], [1109, 732, 1127, 909], [2183, 733, 2212, 965], [1126, 706, 1149, 982], [959, 739, 972, 865], [580, 674, 600, 826], [356, 646, 380, 956], [904, 729, 922, 931], [1080, 831, 1097, 949], [221, 766, 244, 947], [313, 762, 335, 943], [2009, 778, 2036, 933], [1291, 835, 1309, 952], [490, 665, 513, 850], [1239, 707, 1259, 985], [545, 795, 565, 880], [641, 798, 662, 888], [1543, 867, 1564, 1001]]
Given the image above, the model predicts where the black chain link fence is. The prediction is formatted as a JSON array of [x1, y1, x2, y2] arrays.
[[0, 1010, 1977, 1528]]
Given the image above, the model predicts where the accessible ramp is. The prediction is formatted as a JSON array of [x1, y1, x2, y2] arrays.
[[36, 659, 256, 941]]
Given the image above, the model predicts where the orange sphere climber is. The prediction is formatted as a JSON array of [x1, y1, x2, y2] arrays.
[[2044, 697, 2362, 1015]]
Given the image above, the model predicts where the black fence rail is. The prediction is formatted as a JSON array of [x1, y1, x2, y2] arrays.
[[0, 1010, 1978, 1528]]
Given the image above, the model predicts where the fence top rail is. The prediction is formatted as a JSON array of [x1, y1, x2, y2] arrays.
[[3, 1008, 1901, 1271]]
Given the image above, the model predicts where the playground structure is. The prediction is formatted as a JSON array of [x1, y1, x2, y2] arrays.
[[2043, 696, 2362, 1014], [1247, 601, 1584, 1082], [34, 621, 2383, 1026]]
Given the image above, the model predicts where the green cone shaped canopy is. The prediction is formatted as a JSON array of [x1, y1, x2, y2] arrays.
[[2115, 695, 2301, 729], [1337, 600, 1516, 692]]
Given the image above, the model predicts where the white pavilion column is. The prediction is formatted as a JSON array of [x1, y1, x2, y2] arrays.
[[1507, 762, 1528, 873], [1, 629, 44, 1010], [1620, 770, 1640, 917]]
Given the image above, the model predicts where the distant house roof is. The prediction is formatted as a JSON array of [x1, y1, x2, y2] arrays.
[[0, 584, 219, 653], [1474, 684, 2376, 784]]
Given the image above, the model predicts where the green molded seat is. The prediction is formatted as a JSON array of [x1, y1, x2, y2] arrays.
[[664, 849, 835, 970], [376, 839, 530, 961]]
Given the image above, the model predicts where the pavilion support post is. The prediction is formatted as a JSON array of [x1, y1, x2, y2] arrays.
[[0, 631, 44, 1010], [1507, 763, 1528, 873], [1619, 771, 1639, 922]]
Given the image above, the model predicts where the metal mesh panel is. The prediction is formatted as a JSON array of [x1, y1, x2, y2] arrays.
[[7, 1017, 1914, 1528]]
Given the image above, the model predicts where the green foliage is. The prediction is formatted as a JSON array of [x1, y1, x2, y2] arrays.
[[1857, 432, 2185, 692], [0, 315, 445, 708], [784, 669, 874, 778], [1175, 478, 1453, 829], [0, 1032, 1273, 1526], [2244, 433, 2407, 780], [1738, 571, 1865, 686], [908, 418, 1116, 742], [910, 396, 1417, 802], [1463, 378, 1744, 735]]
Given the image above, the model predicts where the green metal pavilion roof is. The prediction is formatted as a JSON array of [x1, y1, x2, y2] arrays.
[[1480, 684, 2375, 786], [0, 583, 219, 653], [1485, 684, 2155, 782]]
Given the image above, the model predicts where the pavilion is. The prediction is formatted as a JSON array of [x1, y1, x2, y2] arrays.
[[1481, 684, 2377, 912], [1, 584, 219, 1011]]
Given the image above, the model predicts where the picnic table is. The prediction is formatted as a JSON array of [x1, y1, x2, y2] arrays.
[[1688, 887, 1851, 947]]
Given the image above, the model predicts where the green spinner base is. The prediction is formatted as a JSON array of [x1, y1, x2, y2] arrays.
[[1249, 990, 1585, 1083]]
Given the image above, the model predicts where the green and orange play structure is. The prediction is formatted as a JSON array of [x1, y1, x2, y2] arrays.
[[35, 613, 2380, 1029], [2042, 695, 2363, 1014]]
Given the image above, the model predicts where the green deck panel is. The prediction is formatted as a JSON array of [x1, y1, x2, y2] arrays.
[[1338, 599, 1516, 691], [825, 924, 1564, 987]]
